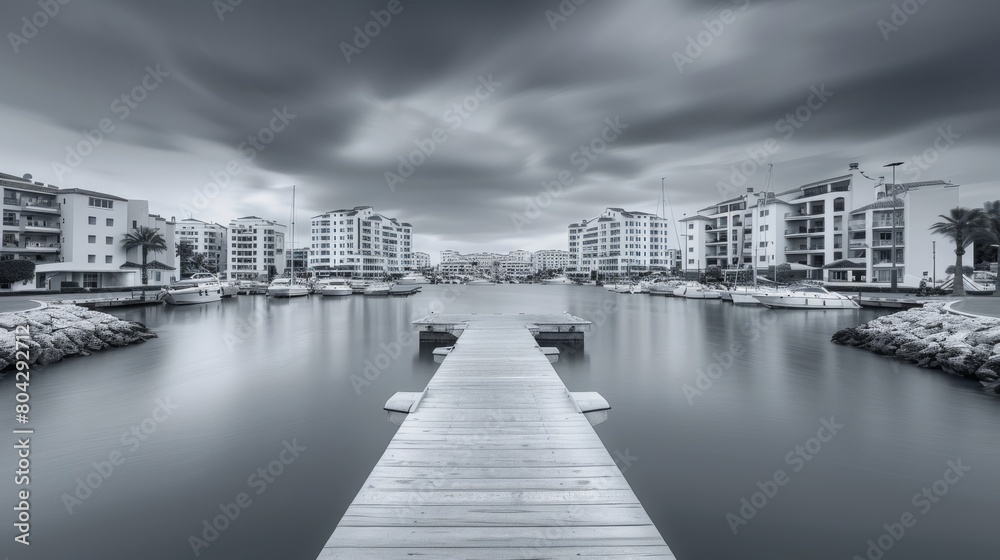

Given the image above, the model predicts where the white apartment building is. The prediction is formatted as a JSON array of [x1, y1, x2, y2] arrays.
[[412, 251, 430, 270], [531, 249, 570, 274], [227, 216, 286, 281], [567, 208, 670, 280], [307, 206, 412, 279], [1, 172, 177, 291], [176, 218, 227, 276], [691, 174, 960, 286]]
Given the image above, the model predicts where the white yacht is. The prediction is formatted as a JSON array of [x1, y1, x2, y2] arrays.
[[649, 280, 684, 296], [541, 275, 574, 285], [673, 282, 722, 299], [320, 278, 353, 297], [163, 275, 224, 305], [754, 285, 860, 309], [397, 272, 429, 285], [364, 282, 393, 295], [267, 278, 310, 298]]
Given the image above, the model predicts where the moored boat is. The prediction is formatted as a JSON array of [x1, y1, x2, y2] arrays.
[[364, 282, 393, 295], [754, 285, 860, 309], [318, 278, 353, 296], [267, 278, 310, 298], [163, 275, 224, 305], [673, 282, 722, 299]]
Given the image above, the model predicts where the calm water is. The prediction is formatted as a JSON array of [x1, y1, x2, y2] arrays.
[[2, 285, 998, 559]]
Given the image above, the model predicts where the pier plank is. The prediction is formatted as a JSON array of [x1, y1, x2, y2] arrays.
[[319, 313, 671, 558]]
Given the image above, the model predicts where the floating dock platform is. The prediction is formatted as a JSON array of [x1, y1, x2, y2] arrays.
[[318, 313, 673, 559]]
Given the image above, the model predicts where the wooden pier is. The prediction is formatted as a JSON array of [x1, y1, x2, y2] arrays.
[[318, 313, 674, 559]]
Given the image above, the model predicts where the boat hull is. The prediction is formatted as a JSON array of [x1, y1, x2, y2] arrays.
[[755, 295, 859, 309], [163, 286, 223, 305], [321, 286, 352, 296], [267, 286, 310, 298]]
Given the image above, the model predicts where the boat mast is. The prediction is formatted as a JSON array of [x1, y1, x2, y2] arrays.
[[291, 185, 296, 282]]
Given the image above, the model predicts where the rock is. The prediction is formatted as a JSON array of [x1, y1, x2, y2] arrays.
[[832, 304, 1000, 388], [0, 304, 157, 370]]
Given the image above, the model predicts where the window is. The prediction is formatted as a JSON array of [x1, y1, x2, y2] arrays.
[[106, 218, 114, 227], [88, 216, 97, 225], [688, 223, 693, 230], [759, 255, 766, 262], [83, 273, 98, 288], [88, 235, 96, 243], [105, 255, 113, 264], [132, 220, 137, 229], [88, 255, 96, 263], [88, 197, 113, 209], [106, 236, 113, 245]]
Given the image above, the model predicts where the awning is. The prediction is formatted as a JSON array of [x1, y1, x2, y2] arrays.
[[823, 259, 866, 269], [119, 260, 175, 271], [787, 262, 818, 271]]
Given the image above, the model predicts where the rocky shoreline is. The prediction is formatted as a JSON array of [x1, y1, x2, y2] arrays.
[[0, 304, 156, 370], [832, 302, 1000, 394]]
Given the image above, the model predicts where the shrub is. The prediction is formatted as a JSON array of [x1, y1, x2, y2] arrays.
[[0, 259, 35, 283]]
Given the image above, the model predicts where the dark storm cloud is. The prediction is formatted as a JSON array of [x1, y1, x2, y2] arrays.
[[0, 0, 997, 254]]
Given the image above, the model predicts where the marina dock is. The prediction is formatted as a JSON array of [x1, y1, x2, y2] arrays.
[[318, 313, 674, 559]]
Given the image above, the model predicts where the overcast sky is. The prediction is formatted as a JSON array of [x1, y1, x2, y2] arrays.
[[2, 0, 997, 261]]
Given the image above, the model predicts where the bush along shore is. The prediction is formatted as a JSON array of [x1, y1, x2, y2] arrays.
[[0, 305, 156, 369], [832, 302, 1000, 394]]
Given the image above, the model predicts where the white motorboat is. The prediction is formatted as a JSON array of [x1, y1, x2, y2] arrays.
[[721, 285, 780, 305], [673, 282, 722, 299], [397, 273, 429, 285], [267, 278, 310, 298], [163, 275, 224, 305], [754, 285, 860, 309], [317, 278, 353, 296], [541, 275, 574, 285], [237, 280, 267, 295], [364, 282, 393, 295], [649, 280, 684, 296], [350, 280, 371, 294]]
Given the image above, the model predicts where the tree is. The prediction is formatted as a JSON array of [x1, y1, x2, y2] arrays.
[[981, 200, 1000, 295], [121, 226, 168, 285], [774, 263, 792, 284], [704, 265, 723, 282], [188, 253, 217, 274], [175, 240, 194, 275], [0, 259, 35, 284], [929, 207, 988, 296], [945, 265, 974, 276]]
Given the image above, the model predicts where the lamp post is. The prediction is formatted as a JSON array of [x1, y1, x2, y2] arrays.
[[932, 241, 936, 286], [883, 162, 904, 292]]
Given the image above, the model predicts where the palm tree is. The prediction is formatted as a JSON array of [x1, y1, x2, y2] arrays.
[[121, 226, 168, 285], [929, 207, 988, 296], [175, 241, 194, 275], [982, 200, 1000, 295], [189, 253, 208, 273]]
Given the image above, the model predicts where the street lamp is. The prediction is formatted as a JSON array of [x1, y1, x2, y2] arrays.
[[884, 162, 904, 292], [932, 241, 936, 286]]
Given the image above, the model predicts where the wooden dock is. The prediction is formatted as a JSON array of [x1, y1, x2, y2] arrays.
[[318, 313, 673, 559]]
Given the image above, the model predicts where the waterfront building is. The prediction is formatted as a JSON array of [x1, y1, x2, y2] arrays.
[[0, 171, 177, 291], [412, 251, 430, 270], [226, 216, 286, 281], [531, 249, 570, 274], [176, 218, 227, 276], [307, 206, 412, 279], [566, 208, 670, 280], [690, 174, 959, 286]]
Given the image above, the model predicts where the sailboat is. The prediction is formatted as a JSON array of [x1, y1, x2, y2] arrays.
[[267, 185, 310, 298]]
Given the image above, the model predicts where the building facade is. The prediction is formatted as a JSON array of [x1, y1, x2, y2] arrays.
[[308, 206, 412, 279], [412, 251, 430, 270], [226, 216, 287, 281], [567, 208, 670, 280], [1, 172, 177, 291], [531, 249, 570, 274], [176, 218, 227, 277]]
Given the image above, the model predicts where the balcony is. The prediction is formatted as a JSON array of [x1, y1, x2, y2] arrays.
[[22, 220, 60, 233], [785, 212, 810, 220], [849, 240, 867, 248], [786, 244, 808, 252], [2, 242, 60, 253], [871, 239, 904, 247], [872, 220, 904, 229], [848, 220, 866, 231], [22, 200, 60, 214], [807, 227, 825, 234], [3, 197, 18, 206], [873, 257, 905, 266], [2, 219, 18, 227]]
